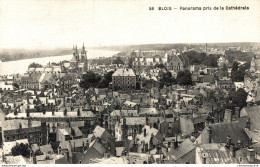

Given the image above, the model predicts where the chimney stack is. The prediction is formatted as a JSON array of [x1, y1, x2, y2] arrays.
[[174, 135, 178, 149], [33, 154, 37, 164], [85, 141, 89, 150], [235, 107, 240, 119], [64, 108, 67, 116], [26, 110, 30, 117], [230, 144, 235, 157], [246, 118, 251, 130], [226, 135, 231, 147], [28, 118, 32, 128], [66, 150, 70, 162], [202, 154, 207, 164], [247, 147, 255, 163], [224, 109, 232, 122]]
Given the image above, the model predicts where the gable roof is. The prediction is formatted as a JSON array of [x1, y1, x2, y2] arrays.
[[112, 68, 135, 77], [137, 125, 160, 144], [93, 125, 106, 138], [196, 143, 238, 164], [167, 138, 195, 160], [208, 121, 251, 147], [240, 105, 260, 131]]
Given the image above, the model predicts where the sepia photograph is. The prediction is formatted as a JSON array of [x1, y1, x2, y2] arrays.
[[0, 0, 259, 165]]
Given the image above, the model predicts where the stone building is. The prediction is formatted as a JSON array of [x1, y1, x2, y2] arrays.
[[1, 119, 47, 145], [112, 68, 136, 90]]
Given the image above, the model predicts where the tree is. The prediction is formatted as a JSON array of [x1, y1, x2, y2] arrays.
[[28, 62, 43, 68], [79, 71, 101, 90], [11, 143, 30, 158], [12, 83, 19, 89], [232, 88, 248, 109], [202, 54, 220, 67], [176, 70, 192, 86], [231, 61, 250, 82], [200, 71, 205, 75], [128, 51, 136, 68], [184, 51, 206, 65], [231, 61, 239, 73], [155, 63, 166, 69], [98, 71, 114, 88], [232, 70, 245, 82], [113, 57, 124, 65], [159, 71, 177, 88]]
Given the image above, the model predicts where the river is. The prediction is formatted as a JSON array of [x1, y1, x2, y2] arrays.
[[0, 49, 119, 76]]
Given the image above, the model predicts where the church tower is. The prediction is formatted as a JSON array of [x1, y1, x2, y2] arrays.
[[81, 43, 88, 71], [75, 45, 79, 62]]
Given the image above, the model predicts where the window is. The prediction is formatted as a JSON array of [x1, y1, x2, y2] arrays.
[[79, 160, 82, 164]]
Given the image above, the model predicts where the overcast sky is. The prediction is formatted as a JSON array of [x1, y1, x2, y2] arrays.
[[0, 0, 259, 49]]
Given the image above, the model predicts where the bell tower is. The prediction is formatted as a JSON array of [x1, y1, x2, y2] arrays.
[[81, 43, 88, 71]]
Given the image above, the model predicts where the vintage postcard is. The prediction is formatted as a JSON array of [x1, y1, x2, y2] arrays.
[[0, 0, 259, 165]]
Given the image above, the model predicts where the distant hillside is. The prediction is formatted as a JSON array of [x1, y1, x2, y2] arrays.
[[0, 48, 72, 62], [1, 42, 259, 62], [92, 42, 260, 52]]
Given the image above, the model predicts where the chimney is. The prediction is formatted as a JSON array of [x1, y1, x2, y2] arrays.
[[237, 140, 242, 148], [66, 150, 70, 162], [145, 114, 149, 125], [247, 147, 255, 163], [205, 126, 213, 144], [26, 110, 30, 117], [28, 119, 32, 128], [230, 144, 235, 157], [174, 135, 178, 149], [141, 141, 145, 153], [64, 108, 67, 116], [77, 108, 80, 117], [202, 153, 207, 164], [19, 123, 22, 129], [224, 109, 232, 122], [71, 128, 75, 139], [226, 135, 231, 147], [33, 154, 37, 164], [246, 118, 251, 130], [63, 97, 65, 107], [85, 141, 89, 150], [235, 107, 240, 119]]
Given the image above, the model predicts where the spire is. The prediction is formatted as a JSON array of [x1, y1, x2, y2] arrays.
[[81, 43, 86, 55], [73, 45, 75, 54], [75, 45, 78, 53]]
